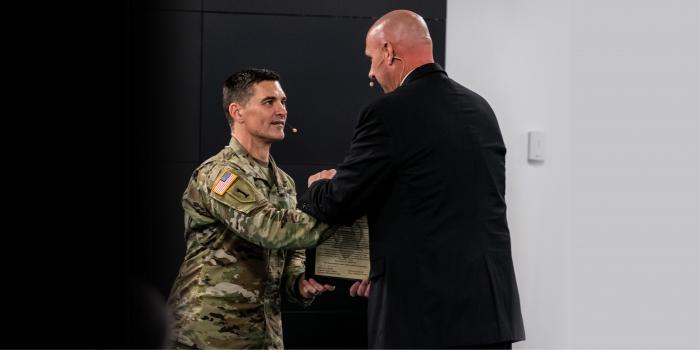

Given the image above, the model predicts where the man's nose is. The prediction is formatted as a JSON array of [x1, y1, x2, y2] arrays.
[[276, 102, 287, 116]]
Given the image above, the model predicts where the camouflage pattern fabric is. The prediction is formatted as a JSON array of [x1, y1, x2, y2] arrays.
[[167, 137, 333, 349]]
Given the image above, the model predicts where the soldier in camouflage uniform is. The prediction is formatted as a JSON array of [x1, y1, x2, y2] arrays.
[[168, 69, 336, 349]]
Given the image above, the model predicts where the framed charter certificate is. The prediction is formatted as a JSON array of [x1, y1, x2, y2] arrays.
[[306, 216, 370, 283]]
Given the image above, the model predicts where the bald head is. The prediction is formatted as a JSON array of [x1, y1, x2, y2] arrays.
[[364, 10, 434, 93], [368, 10, 433, 54]]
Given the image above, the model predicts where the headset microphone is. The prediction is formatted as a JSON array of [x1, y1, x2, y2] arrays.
[[285, 122, 298, 133]]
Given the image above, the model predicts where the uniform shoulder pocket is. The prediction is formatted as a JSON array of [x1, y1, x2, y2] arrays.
[[208, 168, 263, 214]]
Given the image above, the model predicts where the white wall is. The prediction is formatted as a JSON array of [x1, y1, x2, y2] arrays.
[[447, 0, 699, 348]]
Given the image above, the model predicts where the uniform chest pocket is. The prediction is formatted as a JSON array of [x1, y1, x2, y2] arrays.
[[253, 178, 271, 198]]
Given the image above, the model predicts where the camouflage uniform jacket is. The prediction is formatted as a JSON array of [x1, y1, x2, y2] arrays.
[[168, 137, 332, 349]]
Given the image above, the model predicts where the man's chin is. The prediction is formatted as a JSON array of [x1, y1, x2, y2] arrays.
[[268, 133, 285, 142], [380, 83, 396, 93]]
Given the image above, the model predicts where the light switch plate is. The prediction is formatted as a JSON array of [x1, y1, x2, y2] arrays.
[[528, 131, 546, 161]]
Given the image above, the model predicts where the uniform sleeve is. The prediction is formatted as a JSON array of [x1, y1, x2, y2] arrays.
[[185, 164, 334, 249], [282, 249, 314, 307]]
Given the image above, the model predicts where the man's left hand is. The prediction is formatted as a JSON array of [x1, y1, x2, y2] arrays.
[[307, 169, 336, 187], [298, 273, 336, 299]]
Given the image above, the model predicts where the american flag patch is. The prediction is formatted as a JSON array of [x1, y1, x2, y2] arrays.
[[212, 171, 238, 195]]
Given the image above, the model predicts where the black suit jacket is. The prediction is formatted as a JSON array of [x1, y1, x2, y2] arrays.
[[299, 63, 525, 348]]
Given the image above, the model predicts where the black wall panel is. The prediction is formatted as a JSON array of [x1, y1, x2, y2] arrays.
[[204, 0, 445, 20], [429, 20, 446, 71], [131, 162, 195, 295], [132, 10, 202, 163], [128, 2, 445, 347], [139, 0, 202, 11], [200, 13, 382, 164], [283, 311, 368, 349]]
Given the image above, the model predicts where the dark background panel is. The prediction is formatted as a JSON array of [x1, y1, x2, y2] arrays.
[[283, 311, 368, 349], [200, 13, 382, 163], [428, 20, 446, 70], [138, 0, 202, 11], [204, 0, 446, 20], [132, 10, 202, 163], [130, 162, 195, 296]]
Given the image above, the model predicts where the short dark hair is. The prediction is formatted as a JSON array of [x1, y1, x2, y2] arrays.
[[223, 68, 281, 128]]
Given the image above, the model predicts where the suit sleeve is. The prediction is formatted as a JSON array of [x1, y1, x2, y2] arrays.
[[299, 105, 395, 224]]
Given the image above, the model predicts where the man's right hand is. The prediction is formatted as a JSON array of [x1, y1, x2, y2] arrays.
[[349, 278, 370, 298]]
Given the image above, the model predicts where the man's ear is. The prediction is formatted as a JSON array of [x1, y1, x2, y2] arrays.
[[382, 42, 395, 64], [229, 103, 244, 124]]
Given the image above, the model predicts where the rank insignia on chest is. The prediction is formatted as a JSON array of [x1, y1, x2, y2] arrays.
[[212, 171, 238, 195]]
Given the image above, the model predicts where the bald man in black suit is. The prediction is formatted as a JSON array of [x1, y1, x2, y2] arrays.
[[299, 9, 525, 349]]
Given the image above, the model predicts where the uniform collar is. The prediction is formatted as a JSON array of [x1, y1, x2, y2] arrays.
[[228, 136, 249, 158], [227, 137, 288, 191]]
